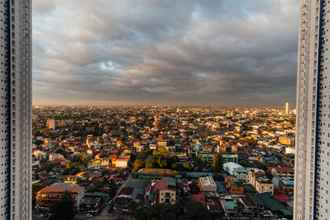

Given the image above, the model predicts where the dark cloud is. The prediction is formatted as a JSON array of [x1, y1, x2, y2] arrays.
[[33, 0, 299, 106]]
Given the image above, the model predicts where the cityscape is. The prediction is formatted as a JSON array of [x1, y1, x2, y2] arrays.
[[32, 105, 295, 219], [0, 0, 329, 220]]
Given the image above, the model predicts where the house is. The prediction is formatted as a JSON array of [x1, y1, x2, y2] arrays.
[[79, 192, 108, 215], [255, 177, 273, 194], [224, 175, 236, 189], [145, 177, 176, 206], [192, 193, 206, 206], [270, 165, 294, 177], [221, 154, 238, 165], [88, 159, 110, 169], [136, 168, 178, 178], [36, 183, 85, 209], [198, 176, 217, 192], [248, 169, 265, 188], [229, 181, 244, 195], [223, 162, 247, 181], [199, 152, 215, 166], [273, 176, 294, 195], [64, 175, 78, 184], [133, 141, 143, 152], [220, 196, 238, 215], [113, 178, 149, 212], [113, 157, 130, 168], [49, 153, 65, 162]]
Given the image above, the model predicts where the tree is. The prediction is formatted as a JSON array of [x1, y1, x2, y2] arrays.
[[135, 204, 177, 220], [33, 139, 43, 146], [133, 159, 145, 172], [54, 147, 66, 156], [183, 201, 212, 220], [213, 153, 222, 172], [182, 161, 192, 171], [134, 202, 212, 220], [145, 156, 155, 168], [50, 191, 76, 220], [158, 157, 168, 168], [42, 162, 55, 173], [63, 162, 81, 175]]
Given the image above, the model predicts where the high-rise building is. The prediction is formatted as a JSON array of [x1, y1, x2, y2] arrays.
[[285, 102, 289, 115], [0, 0, 32, 219], [86, 134, 94, 148], [47, 119, 56, 130], [294, 0, 330, 220]]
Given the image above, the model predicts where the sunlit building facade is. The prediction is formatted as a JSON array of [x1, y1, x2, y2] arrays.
[[295, 0, 330, 219], [0, 0, 32, 219]]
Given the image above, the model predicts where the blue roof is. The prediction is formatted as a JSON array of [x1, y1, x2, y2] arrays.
[[185, 172, 213, 178], [216, 181, 226, 193]]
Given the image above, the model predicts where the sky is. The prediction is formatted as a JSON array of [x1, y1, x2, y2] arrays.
[[33, 0, 299, 106]]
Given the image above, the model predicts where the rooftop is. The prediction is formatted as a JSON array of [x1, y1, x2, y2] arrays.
[[199, 176, 216, 186], [38, 183, 84, 194]]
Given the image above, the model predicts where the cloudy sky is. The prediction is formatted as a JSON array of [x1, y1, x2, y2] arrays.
[[33, 0, 299, 106]]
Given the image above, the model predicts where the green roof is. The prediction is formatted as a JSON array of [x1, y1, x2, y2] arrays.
[[224, 200, 237, 210], [163, 177, 176, 187], [252, 193, 292, 217], [279, 208, 293, 217], [244, 184, 257, 193]]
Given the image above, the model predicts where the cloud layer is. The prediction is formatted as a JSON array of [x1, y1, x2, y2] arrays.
[[33, 0, 299, 106]]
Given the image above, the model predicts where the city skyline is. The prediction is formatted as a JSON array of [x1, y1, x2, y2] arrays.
[[33, 0, 299, 106]]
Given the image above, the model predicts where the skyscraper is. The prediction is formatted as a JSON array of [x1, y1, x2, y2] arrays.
[[47, 119, 56, 130], [0, 0, 32, 219], [285, 102, 289, 115], [295, 0, 330, 219]]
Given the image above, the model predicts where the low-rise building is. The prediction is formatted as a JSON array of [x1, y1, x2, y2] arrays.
[[199, 152, 215, 166], [285, 147, 295, 155], [36, 183, 85, 209], [49, 153, 65, 162], [88, 159, 110, 169], [223, 162, 247, 181], [248, 169, 265, 187], [255, 177, 273, 194], [113, 157, 130, 168], [270, 165, 294, 177], [274, 176, 294, 195], [220, 196, 238, 215], [221, 154, 238, 164], [79, 192, 108, 215], [198, 176, 217, 192], [278, 135, 294, 146], [145, 177, 176, 206], [64, 175, 78, 184], [133, 141, 143, 152], [229, 181, 244, 195], [113, 178, 149, 212]]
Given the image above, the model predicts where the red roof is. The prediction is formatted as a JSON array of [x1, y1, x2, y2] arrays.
[[192, 193, 206, 206], [38, 183, 84, 194], [274, 165, 294, 174], [150, 179, 171, 192], [274, 193, 289, 203]]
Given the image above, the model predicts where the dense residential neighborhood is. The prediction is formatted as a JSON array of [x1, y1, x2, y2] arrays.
[[32, 105, 295, 220]]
